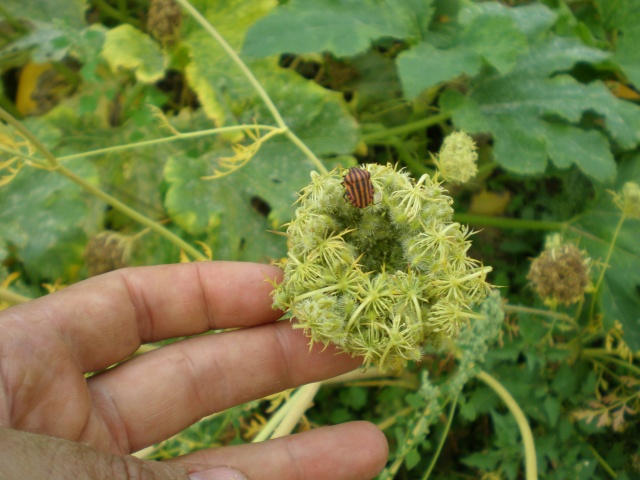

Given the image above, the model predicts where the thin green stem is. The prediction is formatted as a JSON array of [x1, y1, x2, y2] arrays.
[[391, 140, 435, 178], [422, 395, 458, 480], [476, 370, 537, 480], [377, 406, 414, 431], [504, 304, 575, 324], [56, 164, 207, 260], [585, 441, 618, 479], [0, 145, 49, 167], [589, 213, 626, 320], [91, 0, 142, 28], [0, 107, 207, 261], [0, 107, 58, 167], [58, 125, 281, 161], [582, 349, 640, 377], [361, 112, 452, 143], [454, 213, 566, 231], [173, 0, 327, 174], [282, 130, 328, 174], [0, 287, 31, 305]]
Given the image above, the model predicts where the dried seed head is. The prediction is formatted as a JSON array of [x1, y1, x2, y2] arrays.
[[148, 0, 182, 45], [273, 163, 492, 372], [434, 131, 478, 184], [527, 234, 591, 306], [613, 181, 640, 219], [84, 231, 132, 277]]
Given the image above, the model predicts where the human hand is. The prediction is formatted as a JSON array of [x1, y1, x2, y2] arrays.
[[0, 261, 388, 479]]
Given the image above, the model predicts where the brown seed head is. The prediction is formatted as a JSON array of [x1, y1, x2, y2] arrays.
[[84, 231, 132, 277], [527, 236, 591, 306]]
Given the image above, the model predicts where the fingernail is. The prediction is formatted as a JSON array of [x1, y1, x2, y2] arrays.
[[188, 466, 247, 480]]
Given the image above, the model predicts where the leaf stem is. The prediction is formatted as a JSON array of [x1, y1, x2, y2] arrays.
[[271, 382, 321, 438], [589, 212, 626, 320], [584, 441, 618, 479], [58, 124, 281, 161], [454, 213, 566, 231], [476, 370, 538, 480], [0, 107, 207, 261], [503, 304, 574, 323], [173, 0, 328, 174], [60, 164, 207, 260], [0, 107, 58, 167], [253, 383, 321, 442], [376, 406, 414, 431], [0, 145, 49, 167], [91, 0, 142, 28], [581, 349, 640, 376], [361, 112, 452, 143], [421, 395, 458, 480], [0, 287, 31, 305]]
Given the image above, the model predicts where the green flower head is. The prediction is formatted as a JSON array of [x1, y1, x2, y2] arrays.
[[272, 163, 492, 372]]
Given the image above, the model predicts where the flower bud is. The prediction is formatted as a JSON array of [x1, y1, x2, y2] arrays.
[[614, 181, 640, 219], [434, 131, 478, 184]]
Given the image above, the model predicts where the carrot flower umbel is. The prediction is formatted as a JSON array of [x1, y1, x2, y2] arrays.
[[272, 159, 492, 372]]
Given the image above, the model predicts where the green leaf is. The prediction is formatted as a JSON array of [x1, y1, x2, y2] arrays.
[[243, 0, 435, 58], [459, 2, 557, 41], [462, 450, 502, 471], [568, 153, 640, 350], [543, 396, 561, 427], [405, 447, 421, 470], [397, 43, 480, 99], [0, 156, 100, 281], [3, 0, 87, 29], [551, 363, 577, 400], [340, 386, 368, 410], [441, 36, 640, 181], [615, 25, 640, 88], [102, 25, 165, 83], [595, 0, 640, 88], [397, 5, 529, 98]]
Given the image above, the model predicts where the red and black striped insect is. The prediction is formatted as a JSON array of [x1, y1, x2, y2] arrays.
[[342, 167, 374, 208]]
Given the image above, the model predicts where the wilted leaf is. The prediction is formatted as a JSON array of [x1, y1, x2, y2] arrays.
[[102, 25, 166, 83], [0, 156, 101, 281]]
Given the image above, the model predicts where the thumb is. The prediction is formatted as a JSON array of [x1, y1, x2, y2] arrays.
[[0, 427, 246, 480]]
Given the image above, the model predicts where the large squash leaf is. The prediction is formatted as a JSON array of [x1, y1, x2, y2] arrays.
[[441, 36, 640, 182], [243, 0, 435, 58]]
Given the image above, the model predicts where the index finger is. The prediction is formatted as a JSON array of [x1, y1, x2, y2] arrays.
[[1, 262, 283, 372]]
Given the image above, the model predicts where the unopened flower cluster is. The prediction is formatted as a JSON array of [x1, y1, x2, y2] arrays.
[[272, 163, 492, 372], [433, 131, 478, 184], [614, 181, 640, 219]]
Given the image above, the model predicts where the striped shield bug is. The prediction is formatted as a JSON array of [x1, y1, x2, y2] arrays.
[[342, 167, 374, 208]]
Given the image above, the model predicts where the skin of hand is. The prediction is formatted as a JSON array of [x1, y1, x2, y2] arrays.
[[0, 261, 388, 479]]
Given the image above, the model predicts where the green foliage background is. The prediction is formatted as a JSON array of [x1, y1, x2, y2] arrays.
[[1, 0, 640, 478]]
